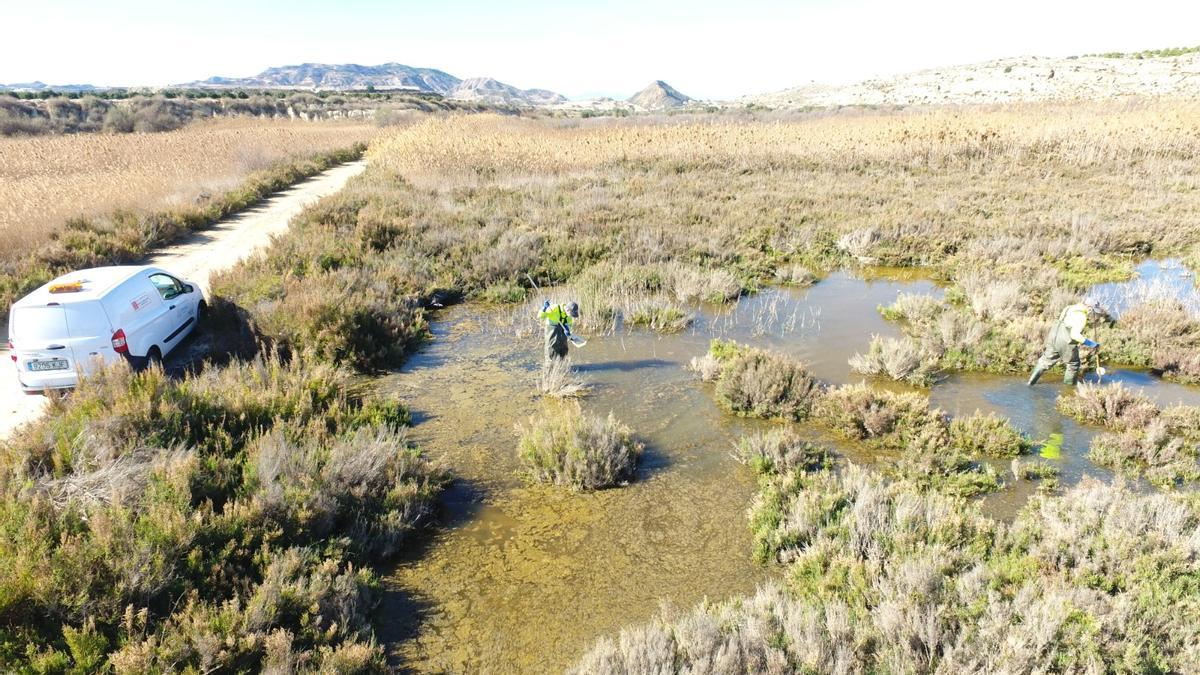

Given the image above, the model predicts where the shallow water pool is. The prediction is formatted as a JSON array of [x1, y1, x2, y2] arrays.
[[378, 268, 1200, 672]]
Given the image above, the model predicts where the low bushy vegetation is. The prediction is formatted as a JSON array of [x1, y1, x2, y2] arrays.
[[572, 261, 743, 332], [1089, 45, 1200, 59], [698, 340, 1022, 497], [881, 287, 1200, 380], [733, 428, 831, 476], [686, 352, 723, 383], [848, 334, 938, 385], [1056, 383, 1200, 486], [209, 106, 1200, 380], [1089, 421, 1200, 487], [1012, 457, 1062, 482], [819, 384, 1009, 496], [1056, 382, 1160, 429], [0, 353, 447, 671], [949, 411, 1032, 458], [708, 341, 822, 420], [515, 403, 643, 490], [573, 462, 1200, 673]]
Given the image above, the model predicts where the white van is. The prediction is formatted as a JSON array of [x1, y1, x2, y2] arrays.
[[7, 265, 205, 394]]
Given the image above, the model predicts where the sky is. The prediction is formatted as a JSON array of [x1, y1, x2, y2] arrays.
[[2, 0, 1198, 100]]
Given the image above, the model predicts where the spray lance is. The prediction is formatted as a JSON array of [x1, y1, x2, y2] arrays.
[[526, 273, 586, 347]]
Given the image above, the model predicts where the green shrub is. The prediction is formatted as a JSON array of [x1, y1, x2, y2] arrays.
[[0, 353, 446, 671], [1089, 420, 1200, 487], [817, 385, 1004, 496], [714, 348, 822, 420], [949, 411, 1031, 458], [817, 383, 941, 445], [848, 335, 938, 386], [1012, 458, 1061, 480], [516, 403, 643, 490], [734, 428, 831, 476], [1056, 382, 1160, 430]]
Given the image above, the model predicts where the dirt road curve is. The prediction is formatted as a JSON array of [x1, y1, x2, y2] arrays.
[[0, 160, 367, 441]]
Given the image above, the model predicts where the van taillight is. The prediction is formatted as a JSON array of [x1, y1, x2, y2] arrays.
[[7, 340, 13, 362], [111, 329, 129, 354]]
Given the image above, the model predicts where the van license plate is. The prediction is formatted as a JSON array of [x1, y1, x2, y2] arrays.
[[28, 359, 69, 372]]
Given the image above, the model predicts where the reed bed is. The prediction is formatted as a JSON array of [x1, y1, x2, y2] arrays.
[[0, 118, 377, 254]]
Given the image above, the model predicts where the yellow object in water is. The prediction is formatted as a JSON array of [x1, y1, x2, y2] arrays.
[[1039, 432, 1064, 459]]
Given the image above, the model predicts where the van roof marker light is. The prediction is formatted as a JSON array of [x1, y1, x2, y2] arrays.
[[49, 280, 86, 294]]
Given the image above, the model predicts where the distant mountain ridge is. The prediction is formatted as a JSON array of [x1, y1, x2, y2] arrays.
[[183, 62, 567, 105], [0, 81, 98, 93]]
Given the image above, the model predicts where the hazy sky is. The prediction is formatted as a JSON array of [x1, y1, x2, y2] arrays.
[[3, 0, 1197, 99]]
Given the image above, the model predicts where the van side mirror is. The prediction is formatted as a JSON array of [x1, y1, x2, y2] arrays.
[[184, 284, 194, 294]]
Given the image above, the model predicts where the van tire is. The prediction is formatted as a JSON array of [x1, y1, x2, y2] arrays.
[[195, 300, 207, 333], [144, 347, 163, 371]]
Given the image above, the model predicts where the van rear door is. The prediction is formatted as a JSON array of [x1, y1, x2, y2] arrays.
[[10, 305, 76, 389], [62, 300, 117, 374]]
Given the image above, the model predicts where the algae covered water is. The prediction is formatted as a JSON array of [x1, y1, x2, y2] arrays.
[[378, 269, 1200, 673]]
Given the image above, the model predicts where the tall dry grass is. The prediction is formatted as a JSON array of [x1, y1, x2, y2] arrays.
[[0, 118, 377, 258], [371, 104, 1200, 183]]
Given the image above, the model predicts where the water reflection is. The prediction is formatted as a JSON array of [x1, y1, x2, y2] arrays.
[[1091, 258, 1198, 316]]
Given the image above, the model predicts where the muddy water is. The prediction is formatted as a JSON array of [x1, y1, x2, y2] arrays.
[[379, 268, 1200, 673]]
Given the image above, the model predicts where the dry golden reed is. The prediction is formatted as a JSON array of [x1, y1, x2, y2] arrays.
[[0, 118, 378, 256], [371, 101, 1200, 184]]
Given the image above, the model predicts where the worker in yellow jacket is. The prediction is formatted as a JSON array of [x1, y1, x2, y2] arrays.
[[1028, 301, 1104, 386], [539, 300, 579, 364]]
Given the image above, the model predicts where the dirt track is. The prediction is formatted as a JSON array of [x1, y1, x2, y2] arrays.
[[0, 159, 366, 440]]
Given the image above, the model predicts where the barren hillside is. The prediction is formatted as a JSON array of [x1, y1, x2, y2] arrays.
[[748, 53, 1200, 107]]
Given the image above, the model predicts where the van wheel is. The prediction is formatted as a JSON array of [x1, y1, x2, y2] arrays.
[[195, 300, 207, 333], [145, 347, 163, 371]]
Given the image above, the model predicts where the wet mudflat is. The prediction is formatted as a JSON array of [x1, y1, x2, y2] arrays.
[[379, 268, 1200, 673]]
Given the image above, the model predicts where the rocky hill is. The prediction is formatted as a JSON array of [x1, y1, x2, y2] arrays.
[[449, 77, 566, 105], [747, 53, 1200, 107], [629, 80, 692, 109], [184, 62, 565, 106]]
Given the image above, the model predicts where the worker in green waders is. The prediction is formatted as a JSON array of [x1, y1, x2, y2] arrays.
[[1028, 300, 1105, 386], [539, 300, 580, 365]]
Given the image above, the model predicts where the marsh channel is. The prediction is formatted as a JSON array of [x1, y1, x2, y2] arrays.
[[376, 266, 1200, 673]]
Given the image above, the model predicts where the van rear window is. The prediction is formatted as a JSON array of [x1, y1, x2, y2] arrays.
[[63, 302, 111, 339], [12, 306, 68, 341]]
